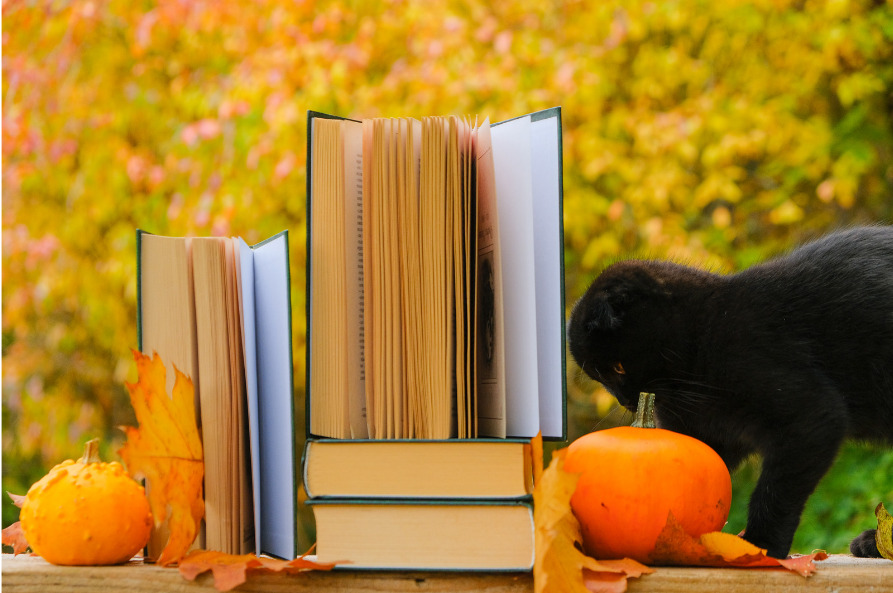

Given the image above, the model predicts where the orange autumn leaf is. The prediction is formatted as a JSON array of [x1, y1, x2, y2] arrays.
[[3, 491, 29, 555], [178, 548, 339, 591], [650, 512, 828, 575], [874, 502, 893, 561], [534, 448, 653, 593], [2, 521, 29, 556], [119, 350, 204, 567]]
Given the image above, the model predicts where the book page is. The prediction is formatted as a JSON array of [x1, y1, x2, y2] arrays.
[[420, 117, 454, 439], [251, 231, 296, 560], [490, 116, 541, 438], [362, 119, 375, 437], [530, 113, 564, 439], [137, 232, 202, 556], [398, 118, 423, 439], [463, 117, 478, 437], [191, 237, 238, 552], [237, 238, 262, 554], [309, 117, 350, 439], [473, 121, 507, 438], [341, 119, 367, 439], [385, 119, 404, 438]]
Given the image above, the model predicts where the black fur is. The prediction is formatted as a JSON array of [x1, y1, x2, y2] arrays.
[[567, 226, 893, 558]]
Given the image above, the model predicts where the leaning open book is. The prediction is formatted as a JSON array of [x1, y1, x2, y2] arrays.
[[305, 107, 566, 442], [136, 230, 297, 560]]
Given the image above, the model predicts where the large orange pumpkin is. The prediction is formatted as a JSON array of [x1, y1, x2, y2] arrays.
[[20, 439, 153, 565], [564, 392, 731, 563]]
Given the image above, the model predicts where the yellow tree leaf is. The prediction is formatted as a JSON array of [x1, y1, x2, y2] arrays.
[[875, 503, 893, 561], [534, 448, 653, 593], [119, 350, 204, 567]]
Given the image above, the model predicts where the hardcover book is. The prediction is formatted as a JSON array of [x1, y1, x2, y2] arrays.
[[137, 230, 297, 560], [302, 438, 535, 499], [308, 499, 535, 570], [305, 107, 566, 442]]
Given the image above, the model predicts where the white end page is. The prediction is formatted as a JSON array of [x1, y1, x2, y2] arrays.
[[490, 116, 540, 438], [251, 232, 296, 559], [530, 115, 564, 439], [237, 239, 262, 555]]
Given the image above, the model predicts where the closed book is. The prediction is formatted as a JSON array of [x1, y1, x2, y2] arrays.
[[302, 438, 534, 499], [309, 499, 534, 570]]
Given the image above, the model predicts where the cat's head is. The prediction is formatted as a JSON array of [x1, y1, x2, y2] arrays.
[[568, 260, 692, 410]]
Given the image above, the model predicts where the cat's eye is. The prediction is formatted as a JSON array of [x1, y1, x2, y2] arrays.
[[613, 362, 625, 375]]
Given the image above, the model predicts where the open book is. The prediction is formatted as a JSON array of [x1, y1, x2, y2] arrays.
[[137, 231, 297, 560], [306, 108, 566, 441]]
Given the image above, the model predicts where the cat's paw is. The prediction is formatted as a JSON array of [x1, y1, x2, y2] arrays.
[[849, 529, 882, 558]]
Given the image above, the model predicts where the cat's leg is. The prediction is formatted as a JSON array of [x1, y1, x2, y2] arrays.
[[849, 529, 883, 558], [742, 403, 846, 558]]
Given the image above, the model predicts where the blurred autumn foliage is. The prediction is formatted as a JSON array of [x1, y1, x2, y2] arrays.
[[4, 0, 892, 553]]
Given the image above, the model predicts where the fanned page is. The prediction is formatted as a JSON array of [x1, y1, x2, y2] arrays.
[[190, 237, 252, 554], [309, 118, 364, 439], [473, 121, 507, 437], [137, 233, 201, 556]]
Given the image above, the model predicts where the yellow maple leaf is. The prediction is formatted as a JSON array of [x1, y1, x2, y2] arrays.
[[533, 448, 653, 593], [119, 350, 204, 567], [875, 503, 893, 561]]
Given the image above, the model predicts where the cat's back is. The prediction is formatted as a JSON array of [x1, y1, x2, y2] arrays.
[[724, 226, 893, 440], [732, 226, 893, 308]]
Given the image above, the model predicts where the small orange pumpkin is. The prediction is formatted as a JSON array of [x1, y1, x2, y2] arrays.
[[565, 392, 732, 562], [20, 439, 153, 565]]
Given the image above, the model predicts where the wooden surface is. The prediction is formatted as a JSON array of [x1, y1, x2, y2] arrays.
[[2, 554, 891, 592]]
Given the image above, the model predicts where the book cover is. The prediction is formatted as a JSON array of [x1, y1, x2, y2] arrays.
[[307, 498, 535, 570], [302, 438, 534, 499]]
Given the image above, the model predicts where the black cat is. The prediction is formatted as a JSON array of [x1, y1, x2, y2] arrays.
[[567, 226, 893, 558]]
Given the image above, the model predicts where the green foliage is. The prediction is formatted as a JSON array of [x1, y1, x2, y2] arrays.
[[4, 0, 892, 553], [725, 444, 893, 554]]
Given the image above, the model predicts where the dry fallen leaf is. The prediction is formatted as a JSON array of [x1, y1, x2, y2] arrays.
[[7, 492, 26, 508], [650, 512, 828, 575], [119, 350, 204, 567], [2, 521, 29, 555], [875, 502, 893, 561], [534, 448, 653, 593], [2, 490, 30, 554], [178, 548, 339, 591]]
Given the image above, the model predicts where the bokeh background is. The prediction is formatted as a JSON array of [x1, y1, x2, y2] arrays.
[[4, 0, 892, 555]]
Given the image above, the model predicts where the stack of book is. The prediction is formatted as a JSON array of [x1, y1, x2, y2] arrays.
[[134, 107, 566, 570], [303, 108, 566, 570]]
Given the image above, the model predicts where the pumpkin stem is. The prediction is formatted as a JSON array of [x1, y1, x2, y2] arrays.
[[631, 392, 656, 429], [79, 438, 102, 464]]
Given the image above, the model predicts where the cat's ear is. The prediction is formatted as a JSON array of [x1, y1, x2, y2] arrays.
[[588, 294, 622, 331]]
